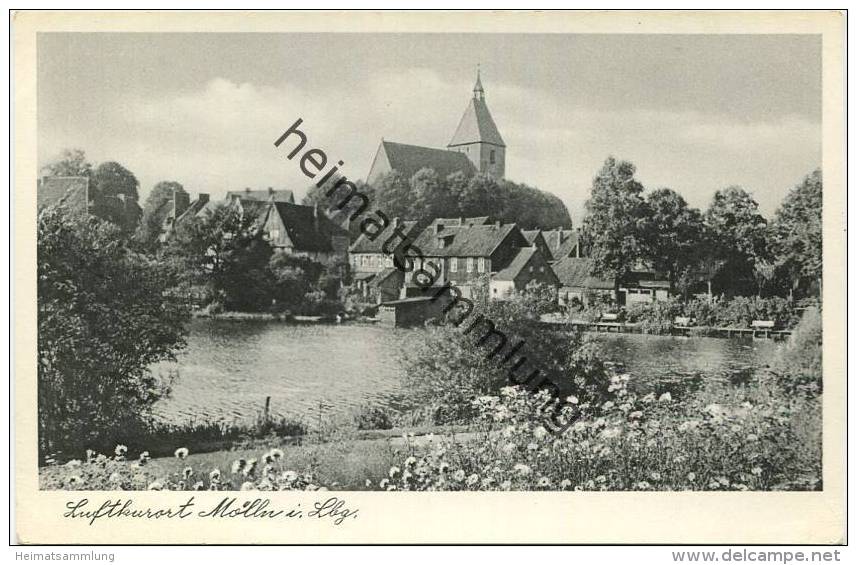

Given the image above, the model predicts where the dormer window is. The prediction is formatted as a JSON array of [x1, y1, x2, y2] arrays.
[[490, 149, 496, 164]]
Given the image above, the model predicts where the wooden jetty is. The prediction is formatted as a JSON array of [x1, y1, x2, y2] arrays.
[[551, 320, 792, 340]]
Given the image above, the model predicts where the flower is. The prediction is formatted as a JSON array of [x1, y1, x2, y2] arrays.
[[115, 445, 128, 458], [193, 481, 205, 490], [240, 482, 255, 491], [658, 392, 672, 402], [687, 472, 696, 482], [65, 459, 82, 467], [231, 459, 246, 474], [533, 426, 548, 439], [282, 471, 298, 483], [379, 478, 390, 489], [453, 469, 466, 482], [629, 411, 643, 419], [174, 447, 189, 460], [560, 479, 572, 489], [751, 467, 763, 476], [466, 474, 479, 486], [526, 442, 538, 451], [244, 459, 257, 477], [389, 466, 401, 478], [566, 395, 579, 405], [502, 442, 516, 454], [365, 479, 372, 487], [404, 456, 417, 468], [147, 481, 163, 491], [67, 475, 83, 487], [513, 463, 532, 476], [108, 472, 121, 483], [602, 401, 615, 410], [500, 480, 512, 490], [209, 468, 221, 483], [183, 467, 193, 479], [537, 476, 551, 488], [635, 481, 651, 490], [650, 472, 661, 481], [138, 451, 150, 465], [269, 448, 284, 460]]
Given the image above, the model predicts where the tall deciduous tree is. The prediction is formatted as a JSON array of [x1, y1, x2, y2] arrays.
[[411, 168, 453, 220], [40, 148, 93, 178], [38, 207, 189, 459], [769, 169, 822, 297], [582, 157, 649, 296], [373, 171, 417, 221], [641, 188, 705, 293], [136, 181, 188, 250], [704, 186, 769, 296], [92, 161, 140, 200]]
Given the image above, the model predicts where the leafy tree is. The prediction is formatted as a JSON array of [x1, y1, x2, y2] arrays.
[[581, 157, 649, 295], [163, 203, 275, 312], [303, 176, 377, 239], [499, 180, 573, 229], [641, 188, 705, 293], [40, 148, 93, 178], [92, 161, 140, 200], [412, 168, 454, 220], [373, 170, 417, 221], [136, 181, 188, 250], [38, 207, 189, 459], [769, 170, 822, 298], [705, 186, 769, 296], [458, 173, 503, 218]]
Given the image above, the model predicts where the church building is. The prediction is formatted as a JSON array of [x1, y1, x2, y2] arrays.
[[366, 70, 506, 184]]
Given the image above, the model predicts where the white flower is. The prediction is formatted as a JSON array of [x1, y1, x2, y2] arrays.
[[174, 447, 189, 460], [240, 481, 255, 491], [502, 425, 516, 437], [560, 479, 572, 489], [566, 395, 579, 405], [650, 472, 661, 481], [687, 472, 696, 481], [183, 466, 193, 479], [379, 478, 390, 489], [389, 466, 401, 478], [108, 472, 121, 483], [513, 463, 532, 476], [147, 481, 163, 491], [502, 442, 516, 454], [533, 426, 548, 439], [602, 401, 615, 410], [209, 468, 221, 482], [365, 479, 372, 487], [526, 442, 538, 451], [629, 411, 643, 419], [281, 471, 298, 483], [115, 445, 128, 457], [404, 456, 417, 468], [658, 392, 672, 402], [500, 480, 512, 490], [453, 469, 466, 482], [466, 474, 479, 486], [537, 476, 551, 488], [269, 448, 284, 460], [65, 459, 82, 467], [231, 459, 246, 474], [751, 466, 763, 476]]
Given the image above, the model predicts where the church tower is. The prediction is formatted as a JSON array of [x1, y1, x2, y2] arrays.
[[447, 70, 506, 178]]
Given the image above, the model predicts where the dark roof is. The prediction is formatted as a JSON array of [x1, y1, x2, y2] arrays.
[[412, 221, 520, 257], [521, 230, 541, 245], [354, 272, 376, 281], [381, 141, 477, 180], [227, 188, 294, 204], [37, 176, 89, 213], [448, 97, 505, 148], [175, 195, 211, 225], [350, 220, 419, 253], [269, 202, 350, 252], [621, 271, 670, 289], [553, 257, 614, 289], [542, 229, 579, 261], [493, 248, 537, 281]]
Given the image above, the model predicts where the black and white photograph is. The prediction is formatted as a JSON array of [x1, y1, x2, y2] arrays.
[[12, 9, 846, 546]]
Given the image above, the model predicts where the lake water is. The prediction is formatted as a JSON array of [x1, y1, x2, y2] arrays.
[[151, 320, 783, 425]]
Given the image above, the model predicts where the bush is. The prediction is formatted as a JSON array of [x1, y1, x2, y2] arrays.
[[353, 405, 394, 431], [383, 377, 820, 492], [401, 294, 611, 425], [624, 298, 683, 334], [767, 306, 822, 396], [38, 208, 190, 461]]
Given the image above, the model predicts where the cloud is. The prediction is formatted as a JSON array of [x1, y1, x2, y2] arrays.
[[39, 73, 820, 224]]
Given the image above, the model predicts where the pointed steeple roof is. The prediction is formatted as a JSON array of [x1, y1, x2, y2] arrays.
[[448, 70, 505, 148]]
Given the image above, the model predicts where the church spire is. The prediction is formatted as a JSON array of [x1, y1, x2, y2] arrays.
[[473, 66, 485, 100]]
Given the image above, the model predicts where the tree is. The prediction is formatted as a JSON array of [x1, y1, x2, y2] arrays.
[[136, 181, 188, 250], [40, 148, 93, 178], [498, 180, 573, 229], [163, 203, 275, 312], [38, 207, 189, 459], [704, 186, 769, 296], [92, 161, 140, 200], [581, 157, 649, 297], [641, 188, 705, 293], [411, 168, 454, 220], [458, 173, 503, 218], [303, 176, 377, 239], [373, 171, 418, 220], [769, 170, 822, 298]]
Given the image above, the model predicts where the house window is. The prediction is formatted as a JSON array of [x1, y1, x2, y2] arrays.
[[467, 258, 474, 273], [450, 258, 458, 273], [640, 289, 652, 295], [490, 150, 496, 164], [269, 229, 280, 240], [529, 266, 534, 273], [477, 257, 485, 273], [361, 256, 368, 267], [385, 256, 393, 268]]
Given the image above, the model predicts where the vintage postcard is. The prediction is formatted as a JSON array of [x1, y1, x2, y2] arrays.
[[12, 10, 846, 544]]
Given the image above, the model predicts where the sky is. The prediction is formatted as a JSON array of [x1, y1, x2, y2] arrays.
[[37, 33, 821, 224]]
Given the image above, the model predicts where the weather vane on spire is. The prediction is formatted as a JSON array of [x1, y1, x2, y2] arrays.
[[474, 63, 485, 100]]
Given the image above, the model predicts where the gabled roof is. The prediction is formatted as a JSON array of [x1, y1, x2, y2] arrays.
[[412, 221, 521, 258], [268, 202, 350, 252], [552, 257, 614, 289], [448, 97, 505, 148], [542, 228, 579, 261], [227, 188, 294, 204], [370, 268, 404, 288], [350, 220, 419, 253], [37, 176, 89, 213], [493, 247, 537, 281], [378, 141, 477, 181], [175, 195, 211, 225]]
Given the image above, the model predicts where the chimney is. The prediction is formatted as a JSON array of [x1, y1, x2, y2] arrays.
[[268, 186, 274, 195], [393, 217, 400, 228], [435, 221, 444, 234], [198, 193, 210, 204], [174, 189, 190, 218], [245, 187, 251, 193], [495, 220, 501, 228]]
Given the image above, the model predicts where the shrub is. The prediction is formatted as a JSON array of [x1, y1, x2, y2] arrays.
[[353, 405, 394, 431], [384, 377, 820, 492], [38, 208, 190, 461], [768, 306, 822, 396]]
